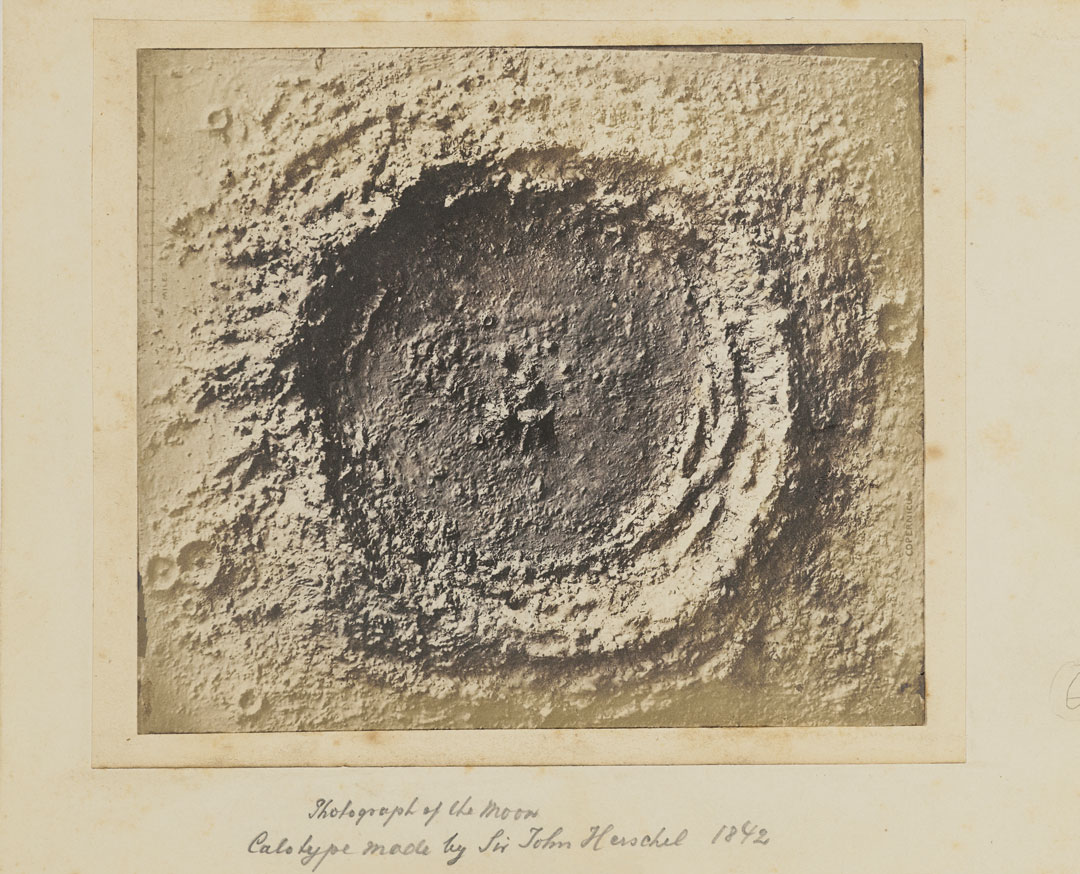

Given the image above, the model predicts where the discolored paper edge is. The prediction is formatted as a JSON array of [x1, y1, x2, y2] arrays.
[[89, 16, 965, 768]]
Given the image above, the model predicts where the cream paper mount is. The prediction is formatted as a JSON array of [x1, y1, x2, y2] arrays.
[[91, 18, 965, 767]]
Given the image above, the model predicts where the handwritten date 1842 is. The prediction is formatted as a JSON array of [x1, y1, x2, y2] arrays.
[[712, 821, 770, 846]]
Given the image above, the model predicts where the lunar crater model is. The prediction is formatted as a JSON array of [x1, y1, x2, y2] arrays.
[[289, 157, 802, 662], [137, 48, 924, 731]]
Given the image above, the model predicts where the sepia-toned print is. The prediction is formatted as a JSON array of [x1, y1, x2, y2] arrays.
[[137, 46, 925, 733]]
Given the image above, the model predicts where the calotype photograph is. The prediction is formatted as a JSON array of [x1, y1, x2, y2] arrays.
[[136, 45, 925, 733]]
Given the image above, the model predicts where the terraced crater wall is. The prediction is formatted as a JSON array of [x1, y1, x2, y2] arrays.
[[136, 46, 924, 732]]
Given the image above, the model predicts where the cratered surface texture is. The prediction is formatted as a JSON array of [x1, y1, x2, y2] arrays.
[[137, 47, 925, 731]]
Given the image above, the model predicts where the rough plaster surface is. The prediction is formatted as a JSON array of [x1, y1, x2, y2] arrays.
[[137, 47, 925, 731]]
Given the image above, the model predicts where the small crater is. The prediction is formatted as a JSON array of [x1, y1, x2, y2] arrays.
[[206, 106, 232, 132], [177, 539, 221, 589], [237, 688, 265, 716], [145, 555, 180, 592]]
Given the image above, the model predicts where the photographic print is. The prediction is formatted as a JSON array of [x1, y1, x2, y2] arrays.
[[136, 45, 925, 733]]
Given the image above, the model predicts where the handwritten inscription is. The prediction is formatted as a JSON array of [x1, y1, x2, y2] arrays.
[[249, 831, 431, 871], [309, 796, 445, 828], [711, 821, 771, 845], [245, 796, 770, 868]]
